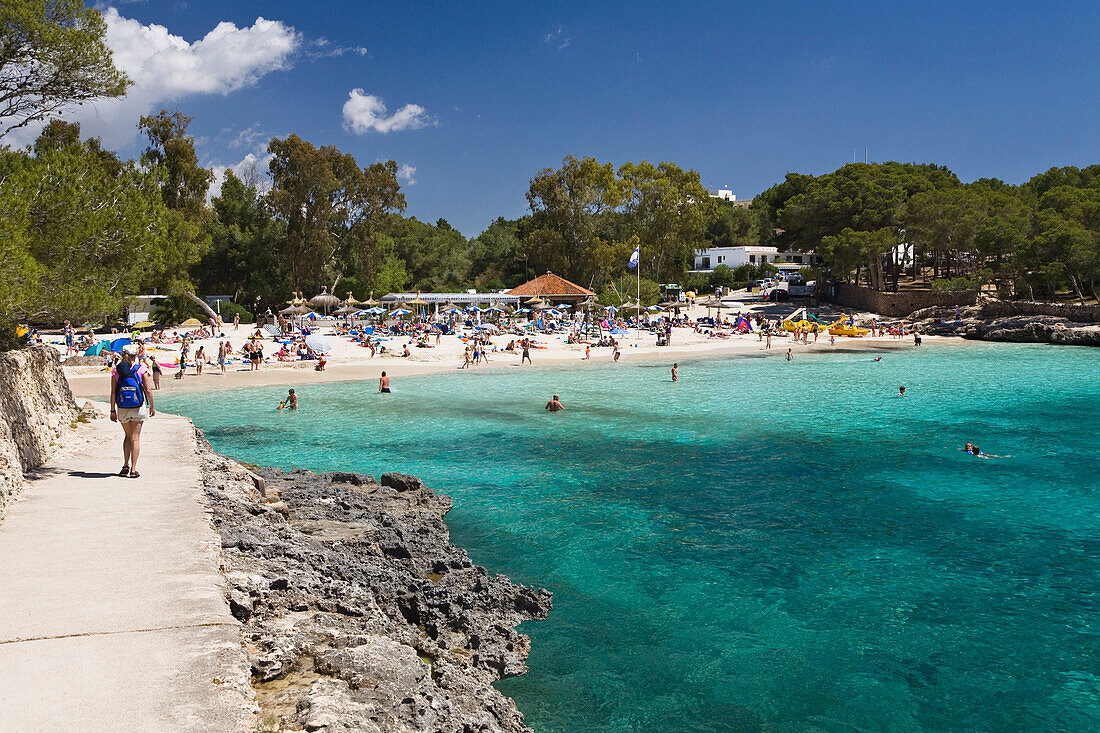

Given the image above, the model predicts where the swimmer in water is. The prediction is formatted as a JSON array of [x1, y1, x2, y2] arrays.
[[899, 386, 906, 396], [278, 389, 297, 410], [545, 394, 564, 412], [872, 356, 882, 362], [961, 442, 1007, 459]]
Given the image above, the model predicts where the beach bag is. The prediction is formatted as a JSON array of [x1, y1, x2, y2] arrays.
[[115, 363, 144, 408]]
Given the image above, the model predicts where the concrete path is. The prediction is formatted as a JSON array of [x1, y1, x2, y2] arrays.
[[0, 410, 253, 732]]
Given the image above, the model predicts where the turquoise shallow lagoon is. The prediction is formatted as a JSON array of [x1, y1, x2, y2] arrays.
[[162, 342, 1100, 732]]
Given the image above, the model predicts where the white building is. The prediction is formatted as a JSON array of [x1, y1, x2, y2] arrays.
[[692, 246, 823, 272], [709, 189, 736, 202], [125, 295, 167, 324]]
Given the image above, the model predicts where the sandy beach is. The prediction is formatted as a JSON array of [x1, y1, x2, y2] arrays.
[[61, 300, 946, 400]]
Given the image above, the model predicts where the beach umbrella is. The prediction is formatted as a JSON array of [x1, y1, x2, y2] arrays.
[[180, 318, 203, 327], [309, 287, 340, 314], [484, 305, 505, 313], [132, 320, 155, 329], [362, 291, 380, 306], [281, 304, 314, 316], [525, 296, 546, 308], [389, 307, 412, 317], [515, 308, 532, 314], [466, 305, 482, 313], [364, 306, 385, 315], [475, 323, 499, 332], [343, 292, 365, 308], [406, 292, 429, 307], [333, 305, 359, 316], [439, 301, 462, 312], [546, 309, 563, 318], [304, 334, 333, 354], [620, 300, 644, 312]]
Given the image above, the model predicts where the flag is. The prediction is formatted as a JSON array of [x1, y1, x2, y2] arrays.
[[627, 246, 639, 269]]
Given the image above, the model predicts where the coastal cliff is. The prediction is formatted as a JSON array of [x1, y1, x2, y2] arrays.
[[197, 436, 552, 732], [0, 346, 79, 518]]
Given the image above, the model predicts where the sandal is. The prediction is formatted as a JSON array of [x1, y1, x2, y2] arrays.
[[119, 466, 130, 476], [128, 470, 140, 479]]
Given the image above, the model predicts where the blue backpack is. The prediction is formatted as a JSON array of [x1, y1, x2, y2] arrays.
[[115, 362, 145, 409]]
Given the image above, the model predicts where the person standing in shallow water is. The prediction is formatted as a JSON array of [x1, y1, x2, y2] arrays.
[[671, 363, 678, 381], [545, 394, 564, 411], [379, 371, 391, 393]]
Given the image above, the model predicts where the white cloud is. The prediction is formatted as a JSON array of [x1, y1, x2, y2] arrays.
[[209, 150, 273, 198], [342, 89, 433, 134], [228, 122, 264, 150], [9, 8, 300, 148], [397, 163, 416, 186], [544, 25, 571, 50], [309, 38, 370, 58]]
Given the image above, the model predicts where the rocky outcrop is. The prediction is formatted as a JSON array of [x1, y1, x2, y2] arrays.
[[197, 435, 552, 733], [911, 303, 1100, 346], [0, 346, 79, 518]]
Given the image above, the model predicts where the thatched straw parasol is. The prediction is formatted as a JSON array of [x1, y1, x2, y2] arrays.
[[309, 286, 340, 314]]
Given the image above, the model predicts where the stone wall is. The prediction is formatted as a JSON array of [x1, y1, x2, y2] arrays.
[[0, 346, 79, 518], [831, 283, 978, 317]]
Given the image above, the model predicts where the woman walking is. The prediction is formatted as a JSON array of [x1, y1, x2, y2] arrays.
[[110, 345, 155, 478]]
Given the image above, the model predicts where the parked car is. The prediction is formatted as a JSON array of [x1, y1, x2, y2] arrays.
[[765, 288, 790, 302]]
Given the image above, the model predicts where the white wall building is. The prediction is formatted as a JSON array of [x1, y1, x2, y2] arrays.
[[125, 295, 166, 324], [692, 246, 824, 272], [710, 189, 736, 202]]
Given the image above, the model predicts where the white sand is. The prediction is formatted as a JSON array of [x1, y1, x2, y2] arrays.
[[61, 300, 944, 399]]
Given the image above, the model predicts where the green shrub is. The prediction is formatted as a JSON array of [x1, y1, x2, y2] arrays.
[[0, 318, 29, 351], [212, 300, 253, 324], [930, 269, 991, 293]]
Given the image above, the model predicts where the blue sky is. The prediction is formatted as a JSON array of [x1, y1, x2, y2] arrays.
[[48, 2, 1100, 235]]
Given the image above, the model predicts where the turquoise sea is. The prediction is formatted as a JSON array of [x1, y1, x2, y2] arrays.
[[161, 342, 1100, 732]]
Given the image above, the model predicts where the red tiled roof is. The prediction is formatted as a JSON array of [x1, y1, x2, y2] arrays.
[[507, 272, 596, 298]]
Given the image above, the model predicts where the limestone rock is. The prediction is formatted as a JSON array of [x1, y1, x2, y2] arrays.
[[196, 437, 551, 732], [0, 346, 79, 519]]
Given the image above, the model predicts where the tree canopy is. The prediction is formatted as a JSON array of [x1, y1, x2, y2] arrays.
[[0, 0, 129, 138]]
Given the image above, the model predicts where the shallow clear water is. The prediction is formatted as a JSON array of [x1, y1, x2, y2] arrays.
[[161, 342, 1100, 732]]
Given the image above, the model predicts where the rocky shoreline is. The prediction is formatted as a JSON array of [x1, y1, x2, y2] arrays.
[[196, 433, 551, 732], [910, 303, 1100, 346]]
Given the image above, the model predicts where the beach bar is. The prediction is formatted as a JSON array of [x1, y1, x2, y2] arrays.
[[379, 291, 522, 315], [507, 272, 597, 307]]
